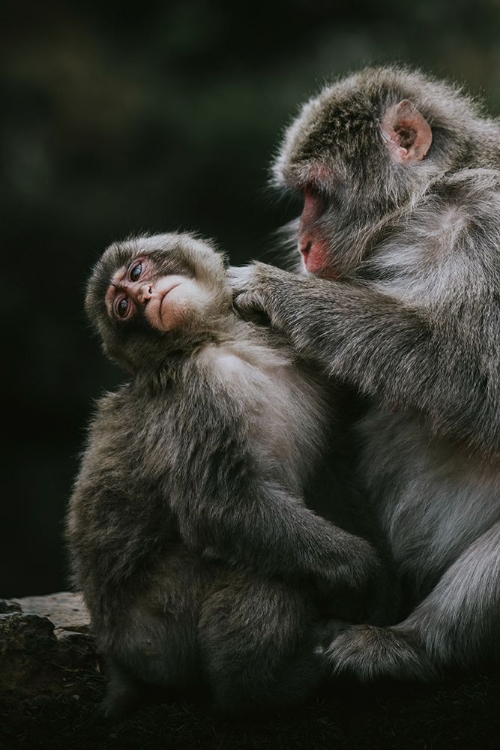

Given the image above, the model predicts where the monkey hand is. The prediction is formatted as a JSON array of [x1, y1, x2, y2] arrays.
[[228, 263, 274, 315], [228, 262, 306, 328]]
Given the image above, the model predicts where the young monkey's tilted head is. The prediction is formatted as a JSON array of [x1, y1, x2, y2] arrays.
[[85, 233, 232, 372]]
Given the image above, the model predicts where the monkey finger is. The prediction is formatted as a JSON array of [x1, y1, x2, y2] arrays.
[[232, 290, 268, 318], [226, 264, 260, 294]]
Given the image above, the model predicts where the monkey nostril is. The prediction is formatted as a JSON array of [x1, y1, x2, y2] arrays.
[[300, 241, 312, 258], [139, 285, 153, 303]]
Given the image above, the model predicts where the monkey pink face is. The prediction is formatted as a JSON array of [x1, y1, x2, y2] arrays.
[[299, 189, 335, 277], [105, 257, 195, 332]]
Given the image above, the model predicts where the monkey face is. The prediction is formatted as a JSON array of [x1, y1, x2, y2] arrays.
[[105, 256, 209, 334], [271, 67, 470, 278], [274, 84, 398, 278], [86, 233, 231, 372]]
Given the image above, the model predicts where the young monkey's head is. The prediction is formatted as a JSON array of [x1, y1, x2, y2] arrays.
[[85, 233, 232, 373]]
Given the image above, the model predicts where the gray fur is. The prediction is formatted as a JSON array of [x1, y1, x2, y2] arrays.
[[232, 66, 500, 680], [67, 232, 391, 716]]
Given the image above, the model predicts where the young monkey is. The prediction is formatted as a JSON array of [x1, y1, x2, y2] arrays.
[[67, 232, 391, 716]]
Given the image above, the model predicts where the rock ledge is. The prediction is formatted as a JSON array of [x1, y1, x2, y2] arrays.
[[0, 591, 97, 699]]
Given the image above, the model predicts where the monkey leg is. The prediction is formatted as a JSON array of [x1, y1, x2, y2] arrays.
[[325, 521, 500, 682], [101, 609, 203, 718], [199, 572, 336, 714], [100, 659, 152, 719], [100, 548, 210, 717]]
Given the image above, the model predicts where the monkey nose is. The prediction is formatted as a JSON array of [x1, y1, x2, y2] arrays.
[[138, 284, 153, 303]]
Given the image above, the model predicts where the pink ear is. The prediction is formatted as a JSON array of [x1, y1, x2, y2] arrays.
[[381, 100, 432, 165]]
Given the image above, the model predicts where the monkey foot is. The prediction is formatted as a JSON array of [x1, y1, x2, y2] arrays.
[[325, 624, 438, 683]]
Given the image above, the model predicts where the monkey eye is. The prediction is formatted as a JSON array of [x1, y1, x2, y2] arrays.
[[115, 296, 130, 319], [130, 262, 143, 282]]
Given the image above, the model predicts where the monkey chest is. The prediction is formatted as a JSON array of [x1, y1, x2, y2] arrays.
[[211, 351, 328, 492]]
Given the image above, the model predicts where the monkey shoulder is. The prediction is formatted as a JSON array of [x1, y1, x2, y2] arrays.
[[84, 385, 147, 457], [368, 172, 500, 305], [73, 381, 179, 509], [428, 170, 500, 279], [443, 167, 500, 198], [435, 170, 500, 229]]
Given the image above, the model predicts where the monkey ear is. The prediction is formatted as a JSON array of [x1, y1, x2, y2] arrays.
[[381, 100, 432, 165]]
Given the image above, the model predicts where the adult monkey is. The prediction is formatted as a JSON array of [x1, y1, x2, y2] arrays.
[[232, 67, 500, 682]]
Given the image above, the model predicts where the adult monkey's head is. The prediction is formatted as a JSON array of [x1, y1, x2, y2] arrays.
[[273, 67, 487, 277]]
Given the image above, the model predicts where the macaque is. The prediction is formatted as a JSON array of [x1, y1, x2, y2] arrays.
[[232, 66, 500, 681], [67, 232, 390, 716]]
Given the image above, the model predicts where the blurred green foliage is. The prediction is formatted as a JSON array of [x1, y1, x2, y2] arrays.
[[2, 0, 500, 595]]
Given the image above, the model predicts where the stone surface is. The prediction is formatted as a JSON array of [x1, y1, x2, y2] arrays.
[[12, 591, 90, 633], [0, 592, 97, 699]]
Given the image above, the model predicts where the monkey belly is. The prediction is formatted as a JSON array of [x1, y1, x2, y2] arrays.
[[357, 407, 500, 599], [198, 341, 332, 495]]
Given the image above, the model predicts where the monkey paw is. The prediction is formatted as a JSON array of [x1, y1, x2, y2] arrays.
[[227, 263, 260, 293], [228, 262, 300, 328], [228, 263, 274, 319]]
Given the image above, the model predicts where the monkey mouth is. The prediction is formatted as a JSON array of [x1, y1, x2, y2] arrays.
[[158, 284, 181, 324], [299, 188, 332, 274], [300, 236, 331, 274], [145, 282, 182, 331]]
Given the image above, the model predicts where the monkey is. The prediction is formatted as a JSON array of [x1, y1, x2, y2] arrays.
[[230, 66, 500, 683], [66, 232, 392, 717]]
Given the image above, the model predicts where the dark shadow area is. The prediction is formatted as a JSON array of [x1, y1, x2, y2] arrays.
[[3, 668, 500, 750]]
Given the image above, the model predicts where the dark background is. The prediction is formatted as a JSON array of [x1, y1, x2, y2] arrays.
[[3, 0, 500, 598]]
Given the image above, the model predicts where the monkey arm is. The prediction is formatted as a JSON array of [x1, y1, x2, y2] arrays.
[[166, 389, 382, 595], [232, 263, 500, 454], [178, 478, 382, 597]]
